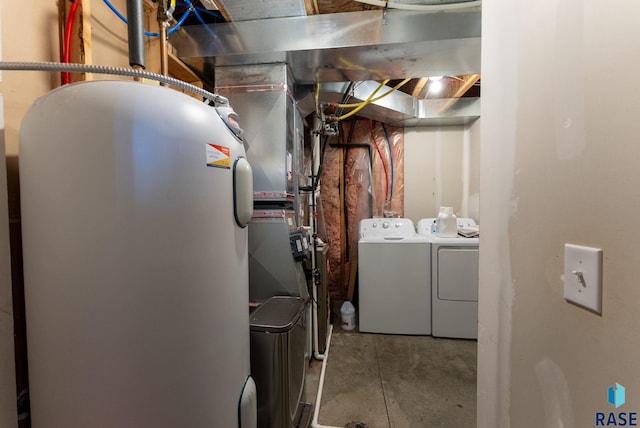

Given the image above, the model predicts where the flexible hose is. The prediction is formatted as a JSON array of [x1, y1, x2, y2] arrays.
[[337, 79, 389, 121], [354, 0, 481, 11], [0, 61, 228, 105]]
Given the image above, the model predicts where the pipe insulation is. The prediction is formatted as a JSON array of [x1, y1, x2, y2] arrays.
[[126, 0, 145, 68], [0, 61, 228, 105]]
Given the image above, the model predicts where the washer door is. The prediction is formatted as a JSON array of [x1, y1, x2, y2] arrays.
[[437, 248, 479, 301]]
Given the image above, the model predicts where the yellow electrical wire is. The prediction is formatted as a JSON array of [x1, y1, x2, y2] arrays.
[[164, 0, 176, 21], [336, 77, 411, 108], [337, 79, 389, 121]]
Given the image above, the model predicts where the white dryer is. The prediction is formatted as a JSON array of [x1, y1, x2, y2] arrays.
[[358, 218, 431, 335], [417, 218, 479, 339]]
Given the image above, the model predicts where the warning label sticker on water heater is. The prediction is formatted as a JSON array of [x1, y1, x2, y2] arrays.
[[206, 143, 231, 169]]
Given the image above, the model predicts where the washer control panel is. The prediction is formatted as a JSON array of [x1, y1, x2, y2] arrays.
[[359, 218, 416, 239]]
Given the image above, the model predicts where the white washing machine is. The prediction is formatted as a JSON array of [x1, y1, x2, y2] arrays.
[[417, 218, 479, 339], [358, 218, 431, 335]]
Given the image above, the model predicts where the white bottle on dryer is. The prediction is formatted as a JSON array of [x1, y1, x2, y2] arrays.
[[436, 206, 458, 238]]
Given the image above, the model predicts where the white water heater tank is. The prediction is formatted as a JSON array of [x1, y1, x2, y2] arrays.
[[19, 81, 256, 428]]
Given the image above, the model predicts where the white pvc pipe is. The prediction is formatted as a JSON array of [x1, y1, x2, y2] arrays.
[[311, 325, 342, 428], [354, 0, 481, 11]]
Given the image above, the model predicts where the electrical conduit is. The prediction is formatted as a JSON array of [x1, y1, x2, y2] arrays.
[[0, 61, 228, 105]]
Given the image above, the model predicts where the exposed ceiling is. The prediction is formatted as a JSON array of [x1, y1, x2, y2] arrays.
[[169, 0, 481, 126]]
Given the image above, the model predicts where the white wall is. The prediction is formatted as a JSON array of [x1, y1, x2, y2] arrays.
[[479, 0, 640, 426], [404, 121, 481, 224]]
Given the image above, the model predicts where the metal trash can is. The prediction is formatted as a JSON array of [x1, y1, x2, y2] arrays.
[[250, 296, 308, 428]]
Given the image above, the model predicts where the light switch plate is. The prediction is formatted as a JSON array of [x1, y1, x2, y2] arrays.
[[564, 244, 603, 314]]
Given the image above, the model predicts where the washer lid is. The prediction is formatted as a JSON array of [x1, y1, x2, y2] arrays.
[[249, 296, 307, 333]]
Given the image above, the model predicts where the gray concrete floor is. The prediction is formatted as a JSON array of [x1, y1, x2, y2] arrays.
[[305, 325, 477, 428]]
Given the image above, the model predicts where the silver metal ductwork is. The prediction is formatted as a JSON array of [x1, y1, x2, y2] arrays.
[[215, 64, 304, 203], [296, 81, 480, 127], [170, 9, 481, 126]]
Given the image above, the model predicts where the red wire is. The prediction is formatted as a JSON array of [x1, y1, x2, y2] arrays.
[[370, 121, 390, 200], [62, 0, 80, 85]]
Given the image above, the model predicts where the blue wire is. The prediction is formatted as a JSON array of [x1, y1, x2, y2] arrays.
[[381, 123, 395, 200], [167, 8, 191, 34], [103, 0, 127, 22], [186, 1, 219, 38], [177, 1, 223, 18], [190, 4, 208, 26], [102, 0, 191, 37]]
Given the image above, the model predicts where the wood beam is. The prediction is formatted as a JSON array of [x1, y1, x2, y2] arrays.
[[304, 0, 316, 15], [437, 74, 481, 113], [412, 77, 428, 98], [449, 74, 480, 99], [213, 2, 233, 22]]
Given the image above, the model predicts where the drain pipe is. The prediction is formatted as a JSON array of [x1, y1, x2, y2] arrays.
[[311, 325, 343, 428], [126, 0, 145, 70]]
